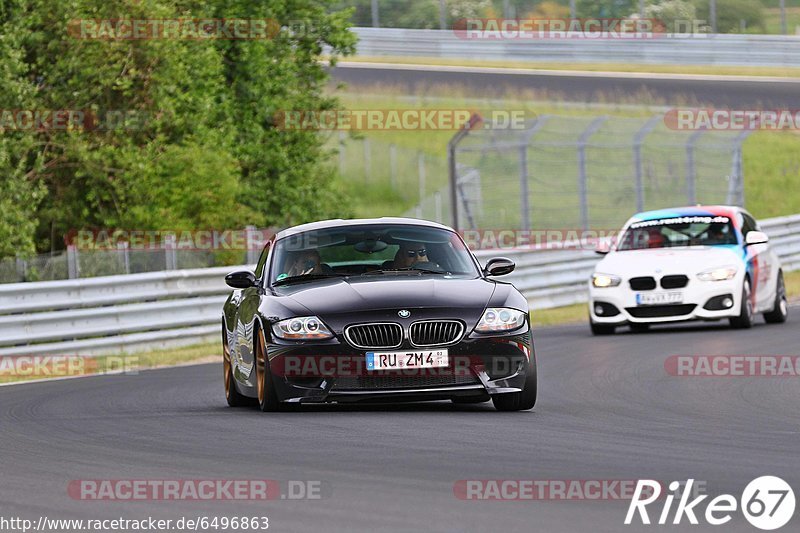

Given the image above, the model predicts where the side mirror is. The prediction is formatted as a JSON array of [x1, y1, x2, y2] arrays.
[[595, 242, 611, 255], [483, 257, 515, 277], [225, 270, 257, 289], [745, 231, 769, 246]]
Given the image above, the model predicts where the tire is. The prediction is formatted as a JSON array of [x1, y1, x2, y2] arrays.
[[223, 326, 251, 407], [763, 272, 788, 324], [629, 323, 650, 333], [254, 327, 282, 412], [730, 279, 754, 329], [590, 321, 616, 335], [492, 354, 537, 412]]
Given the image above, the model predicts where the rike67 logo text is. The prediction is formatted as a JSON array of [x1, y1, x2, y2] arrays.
[[626, 477, 795, 530]]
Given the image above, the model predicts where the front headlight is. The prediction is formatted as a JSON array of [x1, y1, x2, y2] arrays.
[[592, 273, 622, 288], [474, 307, 526, 333], [271, 316, 333, 340], [697, 266, 738, 281]]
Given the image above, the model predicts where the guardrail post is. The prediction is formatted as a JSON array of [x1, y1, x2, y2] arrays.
[[371, 0, 379, 27], [577, 117, 608, 231], [118, 241, 130, 275], [164, 233, 177, 270], [245, 225, 260, 265], [15, 257, 27, 282], [66, 245, 80, 279]]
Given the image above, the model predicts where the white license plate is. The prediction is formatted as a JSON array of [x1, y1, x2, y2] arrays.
[[366, 349, 449, 371], [636, 292, 683, 306]]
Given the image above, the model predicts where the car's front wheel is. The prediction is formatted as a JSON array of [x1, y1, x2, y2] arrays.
[[255, 327, 282, 412], [223, 327, 251, 407], [763, 272, 788, 324], [730, 279, 754, 329], [492, 355, 537, 412]]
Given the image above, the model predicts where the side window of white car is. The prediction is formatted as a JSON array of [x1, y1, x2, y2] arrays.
[[741, 213, 758, 236]]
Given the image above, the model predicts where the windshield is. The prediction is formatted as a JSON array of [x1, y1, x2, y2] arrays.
[[269, 224, 479, 285], [616, 216, 738, 251]]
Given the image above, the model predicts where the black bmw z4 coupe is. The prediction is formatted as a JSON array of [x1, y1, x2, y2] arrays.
[[221, 217, 537, 411]]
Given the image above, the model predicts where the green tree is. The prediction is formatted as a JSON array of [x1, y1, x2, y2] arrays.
[[0, 0, 355, 257]]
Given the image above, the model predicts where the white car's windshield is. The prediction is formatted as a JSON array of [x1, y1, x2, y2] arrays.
[[616, 216, 738, 251]]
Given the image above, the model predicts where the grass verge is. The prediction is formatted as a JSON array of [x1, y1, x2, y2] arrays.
[[0, 343, 219, 385]]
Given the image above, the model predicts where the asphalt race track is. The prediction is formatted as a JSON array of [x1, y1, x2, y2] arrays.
[[2, 312, 798, 533], [330, 62, 800, 108]]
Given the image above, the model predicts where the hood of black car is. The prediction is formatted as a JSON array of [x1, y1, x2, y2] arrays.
[[271, 276, 495, 321]]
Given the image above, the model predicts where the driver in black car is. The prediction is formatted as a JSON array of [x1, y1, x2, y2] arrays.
[[392, 242, 429, 269]]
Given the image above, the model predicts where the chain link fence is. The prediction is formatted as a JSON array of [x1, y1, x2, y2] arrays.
[[410, 113, 750, 231]]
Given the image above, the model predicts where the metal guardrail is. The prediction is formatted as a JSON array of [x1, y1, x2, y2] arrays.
[[0, 216, 797, 356], [351, 27, 800, 68]]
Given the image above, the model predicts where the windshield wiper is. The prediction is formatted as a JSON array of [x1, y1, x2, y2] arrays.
[[361, 267, 449, 276], [272, 273, 346, 286]]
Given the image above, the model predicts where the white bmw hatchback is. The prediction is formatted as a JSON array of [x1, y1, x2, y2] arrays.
[[589, 205, 788, 334]]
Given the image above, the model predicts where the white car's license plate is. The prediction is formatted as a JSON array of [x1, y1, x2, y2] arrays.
[[366, 349, 449, 371], [636, 292, 683, 306]]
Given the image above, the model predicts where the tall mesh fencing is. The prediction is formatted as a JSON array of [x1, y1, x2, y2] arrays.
[[410, 113, 749, 231]]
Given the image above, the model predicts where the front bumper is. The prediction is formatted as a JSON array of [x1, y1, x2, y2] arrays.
[[266, 332, 534, 403], [588, 275, 742, 325]]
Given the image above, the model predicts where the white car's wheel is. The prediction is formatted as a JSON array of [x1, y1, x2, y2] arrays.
[[763, 272, 788, 324], [730, 279, 754, 329]]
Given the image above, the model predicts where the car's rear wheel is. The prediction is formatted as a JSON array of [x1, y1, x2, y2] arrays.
[[223, 326, 250, 407], [590, 321, 616, 335], [255, 327, 281, 412], [730, 279, 754, 329], [492, 355, 537, 412]]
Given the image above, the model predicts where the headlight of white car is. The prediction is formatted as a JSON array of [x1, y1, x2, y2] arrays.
[[697, 266, 738, 281], [272, 316, 333, 340], [475, 308, 526, 333], [591, 273, 622, 288]]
